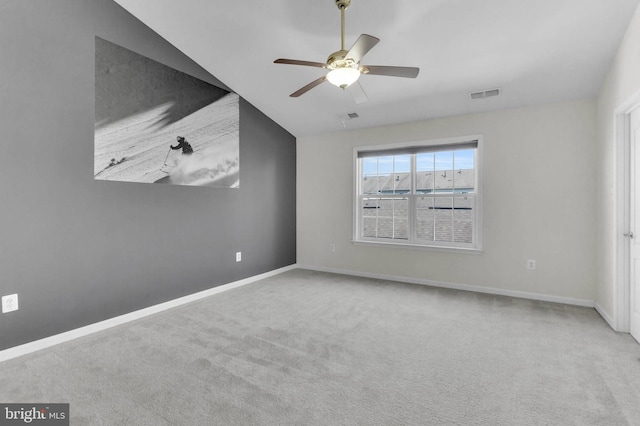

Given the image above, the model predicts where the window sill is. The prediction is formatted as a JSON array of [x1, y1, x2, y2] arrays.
[[352, 239, 484, 254]]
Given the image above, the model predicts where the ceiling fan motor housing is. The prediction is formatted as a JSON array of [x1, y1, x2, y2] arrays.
[[327, 50, 352, 68], [335, 0, 351, 10]]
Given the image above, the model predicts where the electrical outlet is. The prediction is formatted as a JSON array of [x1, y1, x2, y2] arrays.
[[526, 259, 536, 270], [236, 252, 242, 262], [2, 294, 19, 313], [329, 243, 336, 252]]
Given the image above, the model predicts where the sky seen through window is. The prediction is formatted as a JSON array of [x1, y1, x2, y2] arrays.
[[362, 149, 475, 176]]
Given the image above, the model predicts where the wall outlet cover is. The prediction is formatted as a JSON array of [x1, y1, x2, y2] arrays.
[[2, 294, 19, 313]]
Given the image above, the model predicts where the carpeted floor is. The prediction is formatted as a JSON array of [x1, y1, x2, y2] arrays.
[[1, 269, 639, 425]]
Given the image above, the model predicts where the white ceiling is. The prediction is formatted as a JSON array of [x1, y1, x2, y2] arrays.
[[113, 0, 639, 137]]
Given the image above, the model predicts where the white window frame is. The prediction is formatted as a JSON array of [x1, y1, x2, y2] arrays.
[[353, 135, 483, 252]]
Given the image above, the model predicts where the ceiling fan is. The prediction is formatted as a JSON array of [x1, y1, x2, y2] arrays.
[[274, 0, 420, 103]]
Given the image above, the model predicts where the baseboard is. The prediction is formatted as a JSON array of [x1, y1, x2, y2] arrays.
[[298, 264, 596, 308], [0, 264, 297, 363], [594, 302, 617, 330]]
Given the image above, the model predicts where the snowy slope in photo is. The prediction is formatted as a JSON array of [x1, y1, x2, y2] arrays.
[[95, 93, 239, 187]]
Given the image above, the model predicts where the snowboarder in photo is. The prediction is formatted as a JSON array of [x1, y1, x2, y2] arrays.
[[171, 136, 193, 155]]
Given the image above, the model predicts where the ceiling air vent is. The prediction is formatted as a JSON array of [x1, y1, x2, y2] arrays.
[[339, 112, 360, 128], [469, 88, 500, 100]]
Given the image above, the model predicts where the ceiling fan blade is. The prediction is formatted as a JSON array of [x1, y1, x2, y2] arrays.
[[290, 76, 327, 97], [364, 65, 420, 78], [274, 58, 326, 68], [346, 34, 380, 63], [347, 81, 368, 104]]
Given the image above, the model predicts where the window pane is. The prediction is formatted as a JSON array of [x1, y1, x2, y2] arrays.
[[362, 197, 379, 218], [394, 155, 411, 194], [377, 198, 394, 238], [453, 149, 474, 169], [416, 153, 434, 194], [377, 155, 394, 175], [393, 198, 409, 239], [362, 218, 377, 238], [362, 175, 381, 195], [434, 197, 453, 242], [453, 149, 475, 192], [361, 197, 379, 238], [362, 157, 378, 177], [416, 196, 434, 241], [362, 158, 379, 195], [453, 195, 474, 243], [377, 155, 394, 193], [435, 151, 454, 193]]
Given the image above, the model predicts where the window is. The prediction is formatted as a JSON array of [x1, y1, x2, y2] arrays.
[[355, 136, 482, 250]]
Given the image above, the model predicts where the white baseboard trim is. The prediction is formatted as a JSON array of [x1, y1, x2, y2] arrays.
[[298, 264, 596, 308], [594, 302, 617, 329], [0, 264, 297, 363]]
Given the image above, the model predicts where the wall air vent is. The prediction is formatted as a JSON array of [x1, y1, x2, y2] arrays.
[[469, 88, 500, 100], [347, 112, 359, 119]]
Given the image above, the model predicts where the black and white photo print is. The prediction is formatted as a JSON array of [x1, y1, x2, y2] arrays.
[[94, 37, 239, 187]]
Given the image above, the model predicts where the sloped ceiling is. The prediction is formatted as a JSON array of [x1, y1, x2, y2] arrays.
[[114, 0, 640, 137]]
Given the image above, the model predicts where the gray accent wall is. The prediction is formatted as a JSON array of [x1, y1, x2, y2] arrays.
[[0, 0, 296, 351]]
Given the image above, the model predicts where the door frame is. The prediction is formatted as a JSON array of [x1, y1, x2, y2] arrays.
[[615, 92, 640, 333]]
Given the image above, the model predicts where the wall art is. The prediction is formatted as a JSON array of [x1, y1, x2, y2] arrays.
[[94, 37, 239, 187]]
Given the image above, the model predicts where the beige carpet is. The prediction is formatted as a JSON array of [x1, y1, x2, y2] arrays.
[[1, 269, 639, 425]]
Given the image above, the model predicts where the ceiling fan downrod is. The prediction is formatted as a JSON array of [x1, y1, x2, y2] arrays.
[[336, 0, 351, 51]]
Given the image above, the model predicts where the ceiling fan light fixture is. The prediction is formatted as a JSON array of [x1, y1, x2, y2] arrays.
[[326, 67, 360, 89]]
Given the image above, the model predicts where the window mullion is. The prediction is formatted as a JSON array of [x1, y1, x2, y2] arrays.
[[392, 156, 396, 239], [432, 153, 436, 241], [376, 157, 380, 238], [410, 154, 417, 244]]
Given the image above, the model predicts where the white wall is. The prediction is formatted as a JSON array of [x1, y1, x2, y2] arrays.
[[298, 99, 597, 303], [596, 4, 640, 326]]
